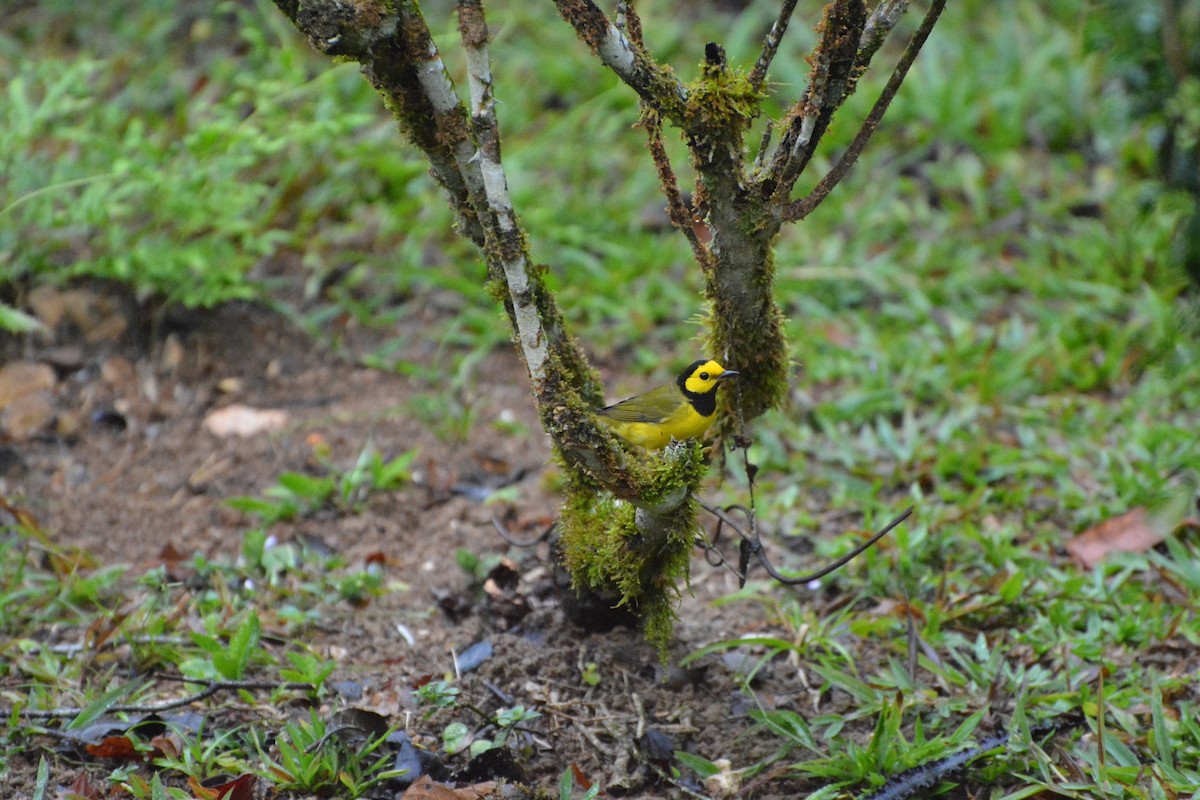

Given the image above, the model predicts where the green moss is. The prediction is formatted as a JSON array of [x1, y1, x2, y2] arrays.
[[683, 62, 765, 134], [558, 441, 707, 657]]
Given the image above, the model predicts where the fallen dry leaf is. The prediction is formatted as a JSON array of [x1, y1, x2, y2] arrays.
[[1067, 476, 1199, 569], [0, 360, 55, 409], [66, 770, 104, 800], [203, 404, 288, 437], [401, 776, 463, 800], [569, 763, 592, 790], [401, 776, 497, 800], [1, 391, 56, 440], [188, 772, 257, 800], [85, 734, 159, 762], [1066, 508, 1157, 568]]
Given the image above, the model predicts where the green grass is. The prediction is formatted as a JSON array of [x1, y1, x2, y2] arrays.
[[0, 505, 411, 797], [3, 0, 1200, 798]]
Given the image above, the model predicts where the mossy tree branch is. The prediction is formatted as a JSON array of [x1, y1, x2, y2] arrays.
[[757, 0, 868, 202], [271, 0, 712, 651], [269, 0, 943, 650], [784, 0, 948, 222]]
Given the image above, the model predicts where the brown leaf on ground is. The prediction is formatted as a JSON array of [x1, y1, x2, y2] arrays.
[[0, 360, 55, 408], [149, 734, 181, 761], [157, 541, 191, 565], [188, 772, 257, 800], [401, 776, 497, 800], [66, 771, 103, 800], [1, 391, 56, 439], [569, 763, 592, 790], [202, 404, 288, 437], [1066, 508, 1157, 568], [84, 735, 158, 762]]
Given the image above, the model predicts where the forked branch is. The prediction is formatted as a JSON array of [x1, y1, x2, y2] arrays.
[[756, 0, 868, 199], [783, 0, 948, 221]]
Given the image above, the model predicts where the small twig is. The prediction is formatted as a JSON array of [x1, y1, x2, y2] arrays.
[[752, 118, 776, 175], [305, 724, 379, 754], [783, 0, 947, 222], [631, 693, 647, 742], [643, 107, 714, 271], [748, 0, 800, 91], [756, 507, 911, 586], [18, 677, 315, 719], [1097, 666, 1107, 777], [695, 524, 740, 573], [615, 0, 642, 47], [491, 514, 556, 547], [624, 0, 713, 272], [903, 585, 917, 681], [482, 680, 514, 706]]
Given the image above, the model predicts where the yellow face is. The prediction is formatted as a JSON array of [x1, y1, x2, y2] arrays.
[[682, 360, 730, 395]]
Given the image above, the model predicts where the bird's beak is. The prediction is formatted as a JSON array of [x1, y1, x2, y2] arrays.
[[718, 370, 739, 380]]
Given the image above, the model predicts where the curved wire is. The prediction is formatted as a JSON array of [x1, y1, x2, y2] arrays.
[[700, 502, 913, 587], [490, 515, 556, 548]]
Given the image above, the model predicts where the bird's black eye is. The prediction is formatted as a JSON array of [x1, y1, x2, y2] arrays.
[[699, 372, 710, 380]]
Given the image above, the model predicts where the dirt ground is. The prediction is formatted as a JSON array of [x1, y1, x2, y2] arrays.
[[0, 284, 831, 798]]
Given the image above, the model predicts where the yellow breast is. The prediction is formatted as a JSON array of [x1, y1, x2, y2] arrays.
[[601, 402, 714, 449]]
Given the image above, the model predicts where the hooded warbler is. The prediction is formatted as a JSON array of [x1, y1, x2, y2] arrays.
[[597, 359, 739, 448]]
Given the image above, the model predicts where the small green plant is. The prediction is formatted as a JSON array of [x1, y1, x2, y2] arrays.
[[335, 445, 419, 508], [181, 612, 262, 682], [149, 724, 249, 789], [469, 705, 541, 757], [413, 680, 460, 716], [579, 661, 601, 687], [335, 566, 385, 607], [279, 650, 336, 688], [673, 751, 725, 784], [227, 445, 417, 525], [453, 548, 504, 583], [118, 773, 195, 800], [258, 709, 405, 797], [413, 678, 540, 760], [227, 472, 334, 525]]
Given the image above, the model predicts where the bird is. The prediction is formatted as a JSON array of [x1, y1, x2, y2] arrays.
[[596, 359, 739, 449]]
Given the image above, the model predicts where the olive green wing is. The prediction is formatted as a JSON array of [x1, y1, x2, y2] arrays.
[[596, 384, 679, 423]]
